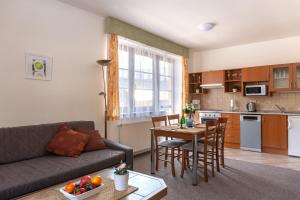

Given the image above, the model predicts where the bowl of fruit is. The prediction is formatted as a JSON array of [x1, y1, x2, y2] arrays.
[[59, 175, 104, 200]]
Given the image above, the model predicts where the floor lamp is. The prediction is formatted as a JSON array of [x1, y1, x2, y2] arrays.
[[97, 59, 111, 139]]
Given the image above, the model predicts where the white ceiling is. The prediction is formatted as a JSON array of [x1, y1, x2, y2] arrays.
[[59, 0, 300, 50]]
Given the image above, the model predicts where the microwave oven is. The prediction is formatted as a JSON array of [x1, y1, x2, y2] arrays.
[[245, 85, 268, 96]]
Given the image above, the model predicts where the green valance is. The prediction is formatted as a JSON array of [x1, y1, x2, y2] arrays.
[[105, 17, 189, 57]]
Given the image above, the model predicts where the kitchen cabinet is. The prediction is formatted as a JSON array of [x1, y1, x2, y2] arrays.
[[270, 64, 293, 91], [270, 63, 300, 92], [292, 63, 300, 91], [188, 73, 207, 95], [202, 70, 224, 84], [221, 113, 240, 149], [224, 69, 242, 93], [262, 115, 288, 155], [242, 66, 269, 82]]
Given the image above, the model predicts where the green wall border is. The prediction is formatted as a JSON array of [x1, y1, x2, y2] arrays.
[[105, 17, 189, 57]]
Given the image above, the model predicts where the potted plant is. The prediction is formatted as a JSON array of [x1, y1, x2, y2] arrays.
[[114, 162, 129, 191], [183, 103, 196, 128]]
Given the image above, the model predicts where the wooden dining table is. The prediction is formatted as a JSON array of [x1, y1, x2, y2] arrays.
[[149, 125, 206, 185]]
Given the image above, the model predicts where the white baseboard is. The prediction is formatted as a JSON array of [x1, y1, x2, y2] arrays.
[[133, 147, 151, 156]]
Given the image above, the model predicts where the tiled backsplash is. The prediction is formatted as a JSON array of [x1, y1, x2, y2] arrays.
[[197, 89, 300, 111]]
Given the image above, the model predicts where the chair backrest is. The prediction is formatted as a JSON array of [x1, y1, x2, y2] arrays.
[[217, 117, 228, 146], [167, 114, 180, 125], [152, 116, 168, 143], [193, 112, 200, 124], [218, 118, 227, 134], [204, 120, 218, 150], [151, 115, 168, 128]]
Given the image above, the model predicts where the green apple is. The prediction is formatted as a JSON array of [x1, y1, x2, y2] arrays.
[[34, 62, 44, 70]]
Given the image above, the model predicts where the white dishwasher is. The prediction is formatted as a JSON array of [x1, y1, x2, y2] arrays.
[[288, 116, 300, 157]]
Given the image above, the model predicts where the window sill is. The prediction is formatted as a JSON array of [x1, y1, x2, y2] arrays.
[[117, 117, 152, 127]]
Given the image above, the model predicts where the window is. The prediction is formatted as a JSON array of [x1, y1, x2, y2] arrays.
[[159, 58, 174, 114], [118, 37, 182, 119]]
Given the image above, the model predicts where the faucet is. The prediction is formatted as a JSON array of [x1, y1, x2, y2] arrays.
[[275, 104, 285, 113]]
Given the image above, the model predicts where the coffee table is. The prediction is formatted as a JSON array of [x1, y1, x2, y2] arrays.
[[18, 169, 167, 200]]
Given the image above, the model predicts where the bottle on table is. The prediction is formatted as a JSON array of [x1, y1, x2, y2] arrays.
[[180, 115, 186, 129]]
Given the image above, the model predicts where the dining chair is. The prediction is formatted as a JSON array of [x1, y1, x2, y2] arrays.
[[167, 114, 180, 126], [180, 120, 218, 182], [216, 117, 228, 171], [201, 117, 228, 172], [167, 114, 188, 160], [151, 116, 186, 176]]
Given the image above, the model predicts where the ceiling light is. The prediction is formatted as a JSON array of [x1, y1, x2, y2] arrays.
[[197, 23, 215, 31]]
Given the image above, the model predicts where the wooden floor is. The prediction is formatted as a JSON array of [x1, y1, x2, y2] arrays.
[[225, 148, 300, 171]]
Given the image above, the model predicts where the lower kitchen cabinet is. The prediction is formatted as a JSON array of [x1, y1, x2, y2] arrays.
[[221, 113, 240, 149], [262, 115, 288, 155]]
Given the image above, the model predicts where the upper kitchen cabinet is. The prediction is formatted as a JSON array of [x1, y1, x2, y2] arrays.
[[292, 62, 300, 91], [242, 66, 269, 82], [202, 70, 224, 84], [224, 69, 242, 93], [188, 72, 207, 95], [270, 64, 293, 92]]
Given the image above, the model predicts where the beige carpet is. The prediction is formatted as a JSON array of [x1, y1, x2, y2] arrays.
[[134, 153, 300, 200]]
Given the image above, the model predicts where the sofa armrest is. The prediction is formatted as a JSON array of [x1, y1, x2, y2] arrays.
[[104, 139, 133, 170]]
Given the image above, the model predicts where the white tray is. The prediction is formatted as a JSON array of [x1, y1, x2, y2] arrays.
[[59, 181, 104, 200]]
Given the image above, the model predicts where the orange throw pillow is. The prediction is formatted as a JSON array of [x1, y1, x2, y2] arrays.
[[74, 128, 106, 152], [47, 126, 90, 157]]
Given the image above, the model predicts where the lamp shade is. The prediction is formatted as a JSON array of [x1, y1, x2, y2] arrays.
[[96, 59, 112, 66]]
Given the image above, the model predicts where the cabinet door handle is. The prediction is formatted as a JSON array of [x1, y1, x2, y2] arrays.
[[290, 81, 292, 88]]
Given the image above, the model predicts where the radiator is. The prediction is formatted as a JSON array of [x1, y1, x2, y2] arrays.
[[108, 120, 153, 155]]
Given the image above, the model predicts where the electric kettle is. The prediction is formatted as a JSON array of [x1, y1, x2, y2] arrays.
[[246, 102, 256, 112]]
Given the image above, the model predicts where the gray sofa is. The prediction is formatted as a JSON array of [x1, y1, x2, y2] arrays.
[[0, 121, 133, 199]]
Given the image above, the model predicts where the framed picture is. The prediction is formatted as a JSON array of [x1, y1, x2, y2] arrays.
[[25, 53, 53, 81]]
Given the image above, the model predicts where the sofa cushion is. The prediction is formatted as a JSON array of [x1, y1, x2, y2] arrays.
[[0, 121, 94, 164], [74, 128, 106, 152], [0, 149, 125, 199], [47, 126, 90, 157]]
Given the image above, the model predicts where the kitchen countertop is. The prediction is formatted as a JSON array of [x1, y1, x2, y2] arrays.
[[197, 110, 300, 116]]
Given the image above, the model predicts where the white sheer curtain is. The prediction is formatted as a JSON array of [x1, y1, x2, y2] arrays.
[[133, 47, 156, 118], [118, 37, 182, 119]]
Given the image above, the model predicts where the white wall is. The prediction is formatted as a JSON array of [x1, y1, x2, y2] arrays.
[[108, 120, 152, 154], [0, 0, 106, 132], [190, 35, 300, 72], [0, 0, 151, 153]]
